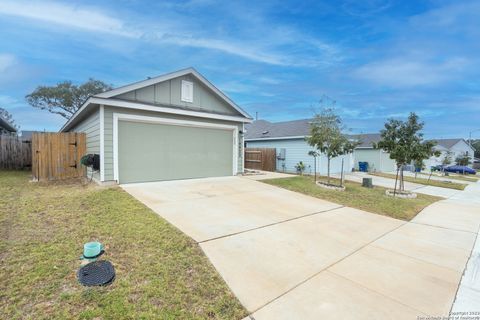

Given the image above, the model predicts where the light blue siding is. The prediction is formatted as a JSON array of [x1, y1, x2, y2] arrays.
[[69, 110, 100, 180], [246, 139, 354, 175], [354, 149, 397, 172]]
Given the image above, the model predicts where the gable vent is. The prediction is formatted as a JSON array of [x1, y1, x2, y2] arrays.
[[181, 80, 193, 103]]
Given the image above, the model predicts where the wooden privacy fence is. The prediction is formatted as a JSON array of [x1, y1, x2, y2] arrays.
[[244, 148, 276, 172], [0, 134, 32, 169], [32, 132, 86, 181]]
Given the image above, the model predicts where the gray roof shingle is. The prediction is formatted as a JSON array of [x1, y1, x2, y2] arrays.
[[245, 119, 470, 151], [245, 119, 381, 148], [432, 138, 465, 149], [245, 119, 312, 140]]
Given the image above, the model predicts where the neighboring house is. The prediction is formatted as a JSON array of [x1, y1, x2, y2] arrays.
[[0, 116, 17, 134], [245, 119, 355, 175], [19, 130, 38, 141], [424, 138, 475, 168], [351, 133, 397, 173], [61, 68, 252, 184]]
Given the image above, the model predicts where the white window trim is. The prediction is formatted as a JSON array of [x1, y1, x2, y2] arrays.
[[113, 113, 238, 183], [181, 80, 193, 103]]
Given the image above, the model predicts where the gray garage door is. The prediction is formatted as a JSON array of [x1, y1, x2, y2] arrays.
[[118, 120, 234, 183]]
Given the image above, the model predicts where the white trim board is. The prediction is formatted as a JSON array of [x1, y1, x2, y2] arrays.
[[99, 105, 105, 182], [112, 113, 239, 183], [61, 97, 251, 132]]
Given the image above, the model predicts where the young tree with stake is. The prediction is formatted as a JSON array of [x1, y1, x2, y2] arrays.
[[306, 108, 358, 186], [375, 113, 439, 195]]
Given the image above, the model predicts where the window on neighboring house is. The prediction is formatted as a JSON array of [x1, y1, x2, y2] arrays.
[[181, 80, 193, 103]]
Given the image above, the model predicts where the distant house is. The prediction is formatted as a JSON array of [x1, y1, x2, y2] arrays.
[[19, 130, 38, 141], [425, 138, 475, 168], [0, 116, 17, 134], [245, 119, 355, 175], [353, 136, 476, 172], [351, 133, 397, 172]]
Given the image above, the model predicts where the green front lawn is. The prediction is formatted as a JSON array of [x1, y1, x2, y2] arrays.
[[262, 176, 441, 221], [445, 174, 479, 183], [0, 171, 246, 320], [412, 172, 479, 183], [370, 172, 466, 190]]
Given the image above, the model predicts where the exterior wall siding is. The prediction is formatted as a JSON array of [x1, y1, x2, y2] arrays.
[[425, 141, 475, 168], [102, 105, 244, 182], [115, 74, 240, 117], [69, 109, 100, 180], [246, 139, 354, 175], [354, 149, 397, 172]]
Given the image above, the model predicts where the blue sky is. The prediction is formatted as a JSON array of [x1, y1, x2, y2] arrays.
[[0, 0, 479, 138]]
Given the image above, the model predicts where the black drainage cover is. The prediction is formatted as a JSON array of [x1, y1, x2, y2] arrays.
[[77, 260, 115, 286]]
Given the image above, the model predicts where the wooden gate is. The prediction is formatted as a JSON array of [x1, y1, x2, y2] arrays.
[[32, 132, 86, 181], [244, 148, 276, 172], [0, 135, 32, 169]]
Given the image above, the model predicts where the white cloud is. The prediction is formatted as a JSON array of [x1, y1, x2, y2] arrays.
[[0, 1, 340, 67], [0, 53, 16, 72], [353, 57, 469, 87], [0, 0, 139, 37]]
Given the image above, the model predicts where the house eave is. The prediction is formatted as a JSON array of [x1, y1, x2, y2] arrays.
[[61, 97, 252, 132], [245, 135, 307, 142]]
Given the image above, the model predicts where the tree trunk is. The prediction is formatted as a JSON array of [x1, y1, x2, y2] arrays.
[[327, 157, 331, 184], [314, 156, 317, 183], [400, 165, 405, 191], [394, 165, 400, 195], [340, 158, 345, 187]]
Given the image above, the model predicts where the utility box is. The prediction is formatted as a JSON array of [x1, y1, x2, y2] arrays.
[[277, 148, 286, 160], [362, 177, 373, 188]]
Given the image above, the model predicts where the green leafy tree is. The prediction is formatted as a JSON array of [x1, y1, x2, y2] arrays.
[[375, 113, 439, 194], [0, 107, 19, 134], [471, 140, 480, 158], [442, 151, 453, 166], [26, 79, 112, 119], [455, 153, 471, 166], [306, 108, 358, 185]]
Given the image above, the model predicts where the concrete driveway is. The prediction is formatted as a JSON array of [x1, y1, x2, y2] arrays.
[[122, 175, 480, 319]]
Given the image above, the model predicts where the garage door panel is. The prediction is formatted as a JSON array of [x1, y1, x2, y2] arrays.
[[118, 121, 233, 183]]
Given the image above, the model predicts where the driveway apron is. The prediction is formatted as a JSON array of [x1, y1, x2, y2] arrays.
[[122, 175, 480, 319]]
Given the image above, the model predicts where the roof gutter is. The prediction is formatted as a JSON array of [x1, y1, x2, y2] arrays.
[[245, 135, 308, 141]]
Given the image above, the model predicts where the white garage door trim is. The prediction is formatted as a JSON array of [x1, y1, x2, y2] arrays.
[[112, 113, 239, 183]]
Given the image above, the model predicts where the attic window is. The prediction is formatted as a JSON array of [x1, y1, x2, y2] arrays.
[[181, 80, 193, 103]]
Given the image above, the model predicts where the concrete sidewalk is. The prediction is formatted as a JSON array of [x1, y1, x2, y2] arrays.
[[450, 182, 480, 314], [401, 171, 475, 185], [337, 171, 462, 198], [122, 175, 480, 319]]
